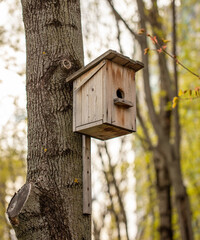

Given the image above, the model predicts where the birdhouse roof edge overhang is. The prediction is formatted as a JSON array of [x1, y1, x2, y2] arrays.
[[66, 49, 144, 83]]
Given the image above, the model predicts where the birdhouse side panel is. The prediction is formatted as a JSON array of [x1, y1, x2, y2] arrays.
[[87, 68, 103, 124], [73, 66, 104, 131], [103, 61, 112, 124], [73, 80, 82, 132], [105, 61, 136, 131]]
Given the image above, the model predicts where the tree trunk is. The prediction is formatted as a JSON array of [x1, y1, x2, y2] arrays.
[[161, 143, 193, 240], [135, 1, 174, 238], [153, 151, 173, 239], [136, 0, 193, 239], [105, 0, 194, 238], [7, 0, 91, 239]]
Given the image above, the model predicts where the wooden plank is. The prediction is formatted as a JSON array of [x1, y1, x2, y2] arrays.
[[102, 61, 106, 123], [133, 73, 136, 131], [110, 61, 124, 126], [88, 67, 103, 123], [73, 82, 76, 132], [81, 76, 89, 125], [124, 61, 143, 71], [73, 79, 82, 128], [74, 60, 106, 92], [110, 61, 135, 130], [66, 50, 144, 83], [111, 56, 129, 66], [123, 67, 135, 130], [105, 61, 113, 124], [113, 98, 134, 108], [78, 123, 134, 140], [76, 119, 103, 131], [82, 135, 91, 214]]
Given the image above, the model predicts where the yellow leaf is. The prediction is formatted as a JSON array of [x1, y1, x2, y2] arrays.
[[74, 178, 79, 183], [172, 96, 179, 108], [144, 48, 150, 55], [178, 89, 183, 96], [44, 148, 47, 152], [173, 96, 179, 102], [162, 38, 170, 44], [195, 86, 200, 96], [172, 102, 177, 108]]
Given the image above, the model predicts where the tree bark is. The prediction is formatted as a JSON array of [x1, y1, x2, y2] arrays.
[[135, 1, 174, 238], [153, 151, 173, 240], [107, 0, 174, 238], [7, 0, 91, 239]]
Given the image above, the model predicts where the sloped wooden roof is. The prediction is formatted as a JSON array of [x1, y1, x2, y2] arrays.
[[66, 50, 144, 83]]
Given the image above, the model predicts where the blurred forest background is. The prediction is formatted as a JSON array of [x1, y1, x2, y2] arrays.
[[0, 0, 200, 239]]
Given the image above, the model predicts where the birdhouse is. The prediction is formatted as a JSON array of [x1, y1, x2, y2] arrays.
[[66, 50, 144, 140]]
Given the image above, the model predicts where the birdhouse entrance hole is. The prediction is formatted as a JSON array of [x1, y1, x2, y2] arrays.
[[116, 88, 124, 99]]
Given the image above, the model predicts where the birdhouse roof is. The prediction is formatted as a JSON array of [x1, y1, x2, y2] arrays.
[[66, 49, 144, 83]]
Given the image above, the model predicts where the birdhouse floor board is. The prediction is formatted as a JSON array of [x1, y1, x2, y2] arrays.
[[76, 119, 103, 131], [76, 123, 134, 141]]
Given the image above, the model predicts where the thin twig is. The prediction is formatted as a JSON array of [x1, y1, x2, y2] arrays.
[[146, 33, 200, 79]]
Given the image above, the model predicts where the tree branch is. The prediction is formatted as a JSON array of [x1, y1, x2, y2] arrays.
[[106, 0, 139, 41], [172, 0, 181, 160], [136, 0, 164, 140], [97, 144, 121, 240], [104, 142, 130, 240], [136, 96, 154, 150]]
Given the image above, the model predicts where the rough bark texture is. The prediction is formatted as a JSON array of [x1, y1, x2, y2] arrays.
[[7, 0, 91, 239], [153, 152, 172, 239]]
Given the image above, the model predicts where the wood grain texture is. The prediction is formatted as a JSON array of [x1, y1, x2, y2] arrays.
[[74, 60, 106, 91], [74, 62, 105, 128], [82, 135, 91, 214], [77, 123, 133, 141], [73, 60, 137, 140], [113, 98, 134, 108], [66, 49, 144, 83]]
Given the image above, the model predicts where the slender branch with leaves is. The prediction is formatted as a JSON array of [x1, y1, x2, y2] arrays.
[[138, 28, 200, 107]]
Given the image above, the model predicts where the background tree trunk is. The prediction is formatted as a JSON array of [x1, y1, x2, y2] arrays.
[[106, 0, 194, 238], [136, 1, 193, 238], [7, 0, 91, 239]]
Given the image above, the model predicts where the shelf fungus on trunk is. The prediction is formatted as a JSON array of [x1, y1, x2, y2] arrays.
[[7, 183, 32, 226]]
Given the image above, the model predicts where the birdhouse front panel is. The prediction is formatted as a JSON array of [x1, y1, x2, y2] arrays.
[[67, 50, 144, 140], [105, 60, 136, 132]]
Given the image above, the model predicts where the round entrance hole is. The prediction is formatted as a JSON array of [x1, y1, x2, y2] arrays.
[[116, 88, 124, 99]]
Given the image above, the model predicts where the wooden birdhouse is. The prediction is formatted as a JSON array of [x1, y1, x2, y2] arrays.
[[66, 50, 144, 140]]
